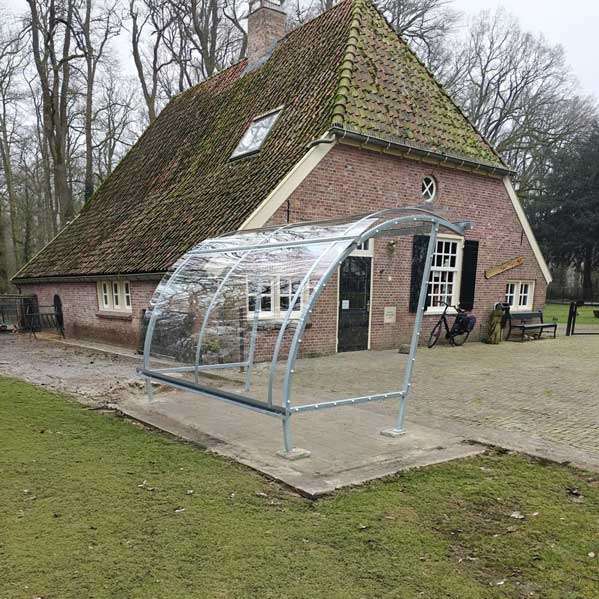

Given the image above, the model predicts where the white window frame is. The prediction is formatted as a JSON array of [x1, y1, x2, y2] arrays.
[[426, 235, 463, 314], [247, 276, 310, 320], [351, 238, 374, 257], [422, 175, 437, 202], [505, 280, 535, 311], [230, 107, 283, 159], [97, 280, 133, 313]]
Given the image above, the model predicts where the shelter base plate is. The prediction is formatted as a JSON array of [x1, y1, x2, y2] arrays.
[[380, 428, 406, 438], [276, 447, 311, 461]]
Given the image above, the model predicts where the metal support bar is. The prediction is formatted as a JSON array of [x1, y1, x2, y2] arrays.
[[266, 212, 380, 406], [244, 276, 262, 391], [290, 390, 404, 413], [394, 223, 439, 432], [279, 215, 464, 452], [139, 368, 285, 417], [142, 252, 197, 400], [154, 362, 248, 374]]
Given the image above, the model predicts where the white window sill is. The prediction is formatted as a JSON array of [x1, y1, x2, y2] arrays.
[[424, 306, 458, 315], [248, 313, 301, 321]]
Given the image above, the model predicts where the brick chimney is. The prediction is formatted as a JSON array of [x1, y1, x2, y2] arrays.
[[247, 0, 286, 64]]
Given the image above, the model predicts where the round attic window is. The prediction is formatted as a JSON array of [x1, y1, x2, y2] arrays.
[[421, 176, 437, 202]]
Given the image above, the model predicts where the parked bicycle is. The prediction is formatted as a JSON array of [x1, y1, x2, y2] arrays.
[[427, 302, 476, 348]]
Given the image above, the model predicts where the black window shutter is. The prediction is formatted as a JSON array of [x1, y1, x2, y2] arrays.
[[459, 240, 479, 311], [409, 235, 430, 313]]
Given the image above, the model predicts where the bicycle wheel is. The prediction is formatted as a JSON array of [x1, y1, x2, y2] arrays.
[[450, 329, 470, 346], [427, 320, 443, 348]]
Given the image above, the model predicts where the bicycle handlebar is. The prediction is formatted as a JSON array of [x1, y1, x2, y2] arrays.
[[439, 301, 467, 312]]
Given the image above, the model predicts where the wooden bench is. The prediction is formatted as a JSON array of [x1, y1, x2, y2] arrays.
[[506, 310, 557, 341]]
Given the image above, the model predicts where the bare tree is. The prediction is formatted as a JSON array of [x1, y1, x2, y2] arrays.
[[72, 0, 122, 201], [26, 75, 58, 241], [129, 0, 174, 123], [93, 67, 138, 181], [26, 0, 81, 225], [0, 20, 25, 278], [441, 9, 597, 197], [377, 0, 459, 69]]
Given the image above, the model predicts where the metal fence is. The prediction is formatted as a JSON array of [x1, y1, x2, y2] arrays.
[[565, 301, 599, 336], [0, 294, 64, 337]]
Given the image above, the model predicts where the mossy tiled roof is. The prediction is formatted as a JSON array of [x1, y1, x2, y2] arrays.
[[334, 0, 505, 167], [15, 0, 504, 280]]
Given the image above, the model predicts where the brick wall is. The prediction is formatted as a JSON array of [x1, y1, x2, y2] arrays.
[[17, 280, 158, 348], [266, 142, 547, 351], [17, 143, 547, 354]]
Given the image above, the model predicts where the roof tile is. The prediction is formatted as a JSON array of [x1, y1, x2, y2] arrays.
[[15, 0, 504, 280]]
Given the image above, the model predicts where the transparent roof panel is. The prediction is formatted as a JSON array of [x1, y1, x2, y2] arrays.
[[143, 208, 470, 410], [230, 109, 282, 159]]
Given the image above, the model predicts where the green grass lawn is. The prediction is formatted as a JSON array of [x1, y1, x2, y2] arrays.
[[1, 378, 598, 599], [544, 302, 599, 326]]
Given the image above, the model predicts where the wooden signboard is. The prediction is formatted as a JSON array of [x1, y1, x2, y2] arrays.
[[484, 256, 524, 279]]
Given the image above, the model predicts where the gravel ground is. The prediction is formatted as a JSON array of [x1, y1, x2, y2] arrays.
[[0, 334, 143, 406]]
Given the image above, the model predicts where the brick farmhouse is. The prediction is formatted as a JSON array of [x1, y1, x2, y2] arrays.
[[13, 0, 551, 354]]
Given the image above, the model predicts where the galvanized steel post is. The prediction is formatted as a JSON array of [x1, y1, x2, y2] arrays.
[[394, 222, 439, 432]]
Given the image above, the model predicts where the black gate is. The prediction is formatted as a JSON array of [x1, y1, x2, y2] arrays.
[[0, 294, 64, 337], [338, 256, 371, 352], [566, 301, 599, 336]]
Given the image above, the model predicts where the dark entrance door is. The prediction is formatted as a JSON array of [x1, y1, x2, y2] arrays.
[[53, 294, 64, 330], [338, 256, 371, 352]]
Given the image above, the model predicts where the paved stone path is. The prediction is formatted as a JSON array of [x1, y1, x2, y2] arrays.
[[394, 335, 599, 470], [1, 332, 598, 489]]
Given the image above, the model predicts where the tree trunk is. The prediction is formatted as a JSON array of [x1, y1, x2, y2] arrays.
[[0, 122, 18, 273], [582, 247, 593, 302], [0, 208, 14, 288], [83, 0, 94, 202]]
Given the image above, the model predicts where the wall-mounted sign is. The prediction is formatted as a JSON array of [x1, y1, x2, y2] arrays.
[[341, 299, 350, 310], [383, 306, 397, 324], [484, 256, 524, 279]]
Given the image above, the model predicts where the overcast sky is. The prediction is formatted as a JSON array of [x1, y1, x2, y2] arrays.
[[454, 0, 599, 98], [2, 0, 598, 98]]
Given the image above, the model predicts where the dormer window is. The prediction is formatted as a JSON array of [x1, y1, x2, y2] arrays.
[[230, 108, 282, 159]]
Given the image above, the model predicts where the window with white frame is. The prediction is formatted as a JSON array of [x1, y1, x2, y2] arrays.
[[505, 280, 534, 310], [97, 280, 132, 313], [230, 108, 282, 159], [247, 276, 308, 319], [421, 176, 437, 202], [352, 238, 373, 256], [427, 238, 463, 309]]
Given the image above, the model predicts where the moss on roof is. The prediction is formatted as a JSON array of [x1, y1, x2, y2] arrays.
[[15, 0, 504, 280], [334, 0, 504, 166]]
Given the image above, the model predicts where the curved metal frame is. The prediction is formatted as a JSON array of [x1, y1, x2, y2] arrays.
[[140, 208, 471, 455]]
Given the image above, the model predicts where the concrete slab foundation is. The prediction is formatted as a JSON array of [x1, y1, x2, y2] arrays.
[[120, 391, 485, 497]]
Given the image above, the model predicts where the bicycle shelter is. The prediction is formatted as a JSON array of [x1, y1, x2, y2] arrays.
[[140, 207, 471, 457]]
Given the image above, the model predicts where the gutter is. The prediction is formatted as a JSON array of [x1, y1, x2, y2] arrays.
[[13, 271, 167, 285], [329, 126, 515, 177]]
